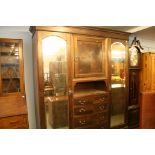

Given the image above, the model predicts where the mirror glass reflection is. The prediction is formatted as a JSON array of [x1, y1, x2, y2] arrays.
[[42, 36, 69, 129], [111, 42, 126, 127]]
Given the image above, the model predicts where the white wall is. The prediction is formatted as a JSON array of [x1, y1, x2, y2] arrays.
[[0, 27, 36, 128], [129, 27, 155, 52]]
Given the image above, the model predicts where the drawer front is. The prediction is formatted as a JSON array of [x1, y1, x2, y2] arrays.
[[95, 121, 108, 129], [94, 112, 108, 127], [0, 115, 28, 129], [93, 94, 109, 105], [94, 103, 108, 113], [73, 116, 94, 128], [73, 112, 109, 128], [74, 105, 93, 115], [74, 97, 92, 106]]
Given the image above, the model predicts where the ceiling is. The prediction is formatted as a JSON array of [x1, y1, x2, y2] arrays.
[[96, 26, 152, 33], [0, 26, 152, 33]]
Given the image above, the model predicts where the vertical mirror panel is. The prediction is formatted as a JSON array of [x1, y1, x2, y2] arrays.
[[42, 36, 69, 129], [111, 42, 126, 127], [0, 42, 20, 93]]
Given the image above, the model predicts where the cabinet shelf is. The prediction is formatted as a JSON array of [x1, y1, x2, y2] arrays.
[[74, 80, 108, 98]]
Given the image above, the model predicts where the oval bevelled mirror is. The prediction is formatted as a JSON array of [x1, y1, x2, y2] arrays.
[[110, 42, 126, 127], [42, 36, 69, 129]]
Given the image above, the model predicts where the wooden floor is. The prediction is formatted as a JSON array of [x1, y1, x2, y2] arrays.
[[111, 114, 124, 127]]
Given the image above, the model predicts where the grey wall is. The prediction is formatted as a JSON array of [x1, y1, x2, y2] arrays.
[[0, 27, 36, 128], [129, 27, 155, 52]]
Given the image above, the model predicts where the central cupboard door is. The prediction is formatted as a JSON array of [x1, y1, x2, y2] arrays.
[[73, 35, 106, 78]]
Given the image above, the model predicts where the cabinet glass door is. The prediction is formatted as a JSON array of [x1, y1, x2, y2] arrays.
[[42, 36, 69, 129], [74, 36, 105, 78], [0, 41, 20, 93], [110, 41, 127, 127]]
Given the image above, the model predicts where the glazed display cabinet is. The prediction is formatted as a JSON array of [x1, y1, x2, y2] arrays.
[[30, 26, 129, 129], [0, 38, 28, 129]]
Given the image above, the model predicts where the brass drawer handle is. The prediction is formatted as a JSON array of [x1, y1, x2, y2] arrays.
[[79, 108, 86, 112], [101, 116, 105, 119], [99, 98, 105, 102], [102, 98, 105, 101], [79, 120, 86, 125], [102, 105, 105, 109], [99, 105, 105, 110], [78, 100, 86, 105]]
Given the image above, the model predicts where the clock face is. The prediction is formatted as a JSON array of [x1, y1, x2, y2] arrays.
[[129, 46, 139, 67]]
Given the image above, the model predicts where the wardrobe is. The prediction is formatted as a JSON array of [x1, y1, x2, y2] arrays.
[[30, 26, 130, 129]]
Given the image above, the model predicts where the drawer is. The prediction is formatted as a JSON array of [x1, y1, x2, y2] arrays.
[[95, 112, 108, 121], [73, 114, 108, 129], [74, 97, 92, 106], [93, 94, 109, 105], [94, 103, 108, 113], [95, 113, 108, 126], [74, 105, 93, 115], [0, 115, 29, 129], [73, 115, 94, 128], [74, 94, 109, 106], [95, 121, 108, 129]]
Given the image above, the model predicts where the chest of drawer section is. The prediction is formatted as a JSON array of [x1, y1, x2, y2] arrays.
[[73, 93, 109, 128]]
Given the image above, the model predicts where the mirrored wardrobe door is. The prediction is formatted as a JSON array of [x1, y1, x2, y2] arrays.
[[110, 40, 128, 128], [41, 35, 69, 129]]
